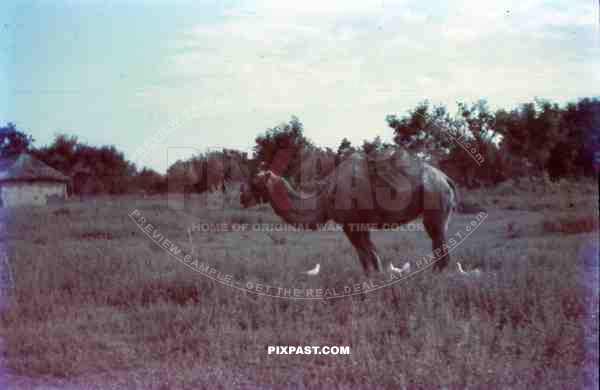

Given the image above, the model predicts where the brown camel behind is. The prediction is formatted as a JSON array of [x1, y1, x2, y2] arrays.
[[240, 147, 458, 273]]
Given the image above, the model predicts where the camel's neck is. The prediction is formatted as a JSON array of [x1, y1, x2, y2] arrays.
[[267, 176, 328, 226]]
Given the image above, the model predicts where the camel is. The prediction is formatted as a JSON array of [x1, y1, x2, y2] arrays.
[[240, 147, 458, 273]]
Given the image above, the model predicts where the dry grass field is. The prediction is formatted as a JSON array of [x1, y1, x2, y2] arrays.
[[0, 179, 598, 389]]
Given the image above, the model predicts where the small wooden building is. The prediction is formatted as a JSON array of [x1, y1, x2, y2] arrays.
[[0, 153, 70, 207]]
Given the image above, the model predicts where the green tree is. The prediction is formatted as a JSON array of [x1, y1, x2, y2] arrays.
[[136, 167, 166, 194], [0, 122, 34, 157], [31, 134, 78, 174], [495, 99, 561, 179], [386, 102, 455, 156], [335, 137, 355, 165], [458, 100, 497, 144], [452, 100, 506, 186], [362, 135, 387, 155], [336, 137, 353, 156], [254, 116, 312, 178], [34, 134, 135, 194], [546, 98, 600, 179]]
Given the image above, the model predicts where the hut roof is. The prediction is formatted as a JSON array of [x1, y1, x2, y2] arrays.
[[0, 153, 70, 183]]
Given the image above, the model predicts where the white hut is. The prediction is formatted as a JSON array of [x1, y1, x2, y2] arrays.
[[0, 153, 70, 207]]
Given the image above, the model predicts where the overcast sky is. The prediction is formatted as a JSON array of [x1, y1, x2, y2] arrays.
[[1, 0, 599, 172]]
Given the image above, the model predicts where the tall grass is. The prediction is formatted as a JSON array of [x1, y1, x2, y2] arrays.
[[0, 185, 597, 388]]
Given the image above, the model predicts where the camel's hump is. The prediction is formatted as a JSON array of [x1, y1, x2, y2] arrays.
[[337, 147, 424, 189]]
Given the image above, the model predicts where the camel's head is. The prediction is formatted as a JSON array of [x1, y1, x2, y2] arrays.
[[256, 170, 280, 188], [239, 170, 272, 208]]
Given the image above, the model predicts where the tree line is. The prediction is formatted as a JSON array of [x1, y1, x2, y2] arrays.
[[1, 96, 597, 195]]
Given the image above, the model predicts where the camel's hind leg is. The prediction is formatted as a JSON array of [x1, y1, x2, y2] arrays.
[[343, 227, 383, 273], [423, 207, 452, 272]]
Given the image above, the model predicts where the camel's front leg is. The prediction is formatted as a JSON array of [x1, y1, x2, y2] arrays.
[[356, 230, 384, 273], [343, 227, 382, 274]]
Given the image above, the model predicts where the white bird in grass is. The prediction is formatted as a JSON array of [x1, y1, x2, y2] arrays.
[[304, 264, 321, 276], [389, 262, 411, 274], [457, 262, 482, 276]]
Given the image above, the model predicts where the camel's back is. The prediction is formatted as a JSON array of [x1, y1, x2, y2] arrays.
[[326, 148, 426, 218], [367, 148, 424, 188], [336, 148, 425, 186]]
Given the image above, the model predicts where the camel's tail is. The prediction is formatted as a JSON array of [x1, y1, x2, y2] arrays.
[[445, 176, 460, 213]]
